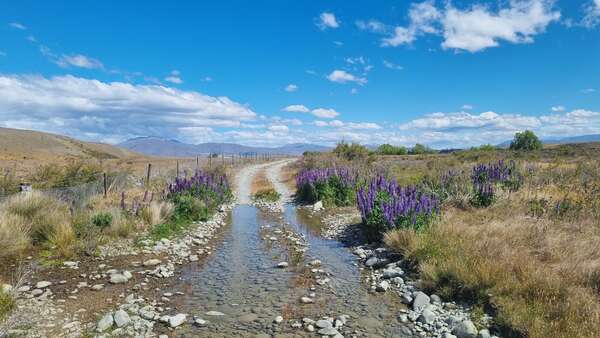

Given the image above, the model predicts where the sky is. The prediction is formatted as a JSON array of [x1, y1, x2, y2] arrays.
[[0, 0, 599, 149]]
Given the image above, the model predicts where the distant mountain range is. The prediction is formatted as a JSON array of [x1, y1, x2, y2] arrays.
[[497, 134, 600, 148], [117, 136, 331, 157]]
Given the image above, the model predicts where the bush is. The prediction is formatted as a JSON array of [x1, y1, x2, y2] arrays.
[[172, 194, 209, 222], [357, 176, 439, 240], [411, 143, 437, 155], [91, 212, 113, 229], [471, 160, 522, 207], [333, 141, 370, 161], [510, 130, 542, 151], [0, 288, 14, 322], [30, 161, 102, 188], [140, 201, 174, 227], [377, 144, 408, 155], [253, 188, 281, 202], [296, 167, 356, 206]]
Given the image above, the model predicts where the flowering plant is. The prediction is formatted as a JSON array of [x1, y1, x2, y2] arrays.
[[296, 167, 357, 206]]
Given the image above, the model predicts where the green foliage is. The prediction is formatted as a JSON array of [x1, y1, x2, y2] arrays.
[[470, 144, 498, 151], [510, 130, 542, 151], [377, 144, 408, 155], [0, 288, 15, 321], [253, 188, 281, 202], [411, 143, 437, 155], [171, 194, 209, 222], [298, 176, 356, 207], [333, 141, 370, 161], [91, 212, 113, 229]]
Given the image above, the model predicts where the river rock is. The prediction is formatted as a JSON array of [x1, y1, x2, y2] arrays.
[[452, 320, 478, 338], [365, 256, 379, 267], [169, 313, 187, 328], [300, 296, 314, 304], [412, 291, 430, 311], [206, 311, 225, 316], [274, 315, 283, 323], [276, 262, 289, 268], [36, 281, 52, 289], [478, 329, 491, 338], [110, 274, 129, 284], [97, 313, 113, 332], [114, 310, 131, 328], [418, 309, 436, 324], [382, 267, 404, 279], [195, 318, 207, 326], [376, 280, 390, 292], [318, 327, 340, 336], [143, 259, 161, 267], [312, 201, 324, 211], [316, 319, 332, 329]]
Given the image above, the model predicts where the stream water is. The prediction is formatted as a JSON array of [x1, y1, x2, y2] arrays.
[[171, 202, 411, 337]]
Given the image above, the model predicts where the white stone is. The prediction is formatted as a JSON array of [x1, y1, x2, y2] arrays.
[[96, 313, 114, 332], [169, 313, 187, 328], [36, 281, 52, 289], [114, 310, 131, 328]]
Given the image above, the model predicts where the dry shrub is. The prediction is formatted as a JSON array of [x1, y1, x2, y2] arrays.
[[0, 212, 30, 258], [103, 208, 134, 238], [140, 201, 174, 228], [1, 192, 76, 257]]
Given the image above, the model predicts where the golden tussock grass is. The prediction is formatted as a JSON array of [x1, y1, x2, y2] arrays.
[[385, 191, 600, 338], [251, 169, 275, 195]]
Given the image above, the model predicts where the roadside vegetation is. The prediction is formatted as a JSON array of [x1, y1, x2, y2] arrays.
[[294, 131, 600, 338], [251, 168, 281, 202]]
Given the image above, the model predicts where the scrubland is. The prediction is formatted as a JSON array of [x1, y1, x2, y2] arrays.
[[294, 142, 600, 338]]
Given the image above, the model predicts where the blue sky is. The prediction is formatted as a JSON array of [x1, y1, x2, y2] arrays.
[[0, 0, 599, 148]]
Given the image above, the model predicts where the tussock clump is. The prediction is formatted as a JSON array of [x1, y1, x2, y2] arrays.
[[0, 192, 76, 257], [0, 212, 30, 258], [140, 201, 174, 228]]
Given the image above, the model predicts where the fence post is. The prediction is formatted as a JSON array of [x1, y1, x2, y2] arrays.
[[196, 156, 199, 171], [209, 154, 212, 168], [146, 163, 152, 187], [103, 172, 107, 198], [176, 160, 180, 178]]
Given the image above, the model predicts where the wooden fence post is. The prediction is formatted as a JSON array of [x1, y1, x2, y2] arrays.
[[103, 173, 107, 198], [146, 163, 152, 187]]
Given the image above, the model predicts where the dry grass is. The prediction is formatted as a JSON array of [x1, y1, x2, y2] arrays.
[[384, 164, 600, 338], [0, 192, 76, 258], [140, 201, 174, 227], [251, 168, 274, 195], [0, 212, 30, 258]]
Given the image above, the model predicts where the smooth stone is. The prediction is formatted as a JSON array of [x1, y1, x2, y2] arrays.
[[300, 296, 314, 304], [169, 313, 187, 328], [206, 311, 225, 316], [418, 309, 436, 324], [452, 320, 478, 338], [143, 259, 161, 267], [195, 318, 207, 326], [315, 319, 332, 329], [365, 257, 379, 267], [113, 310, 131, 328], [276, 262, 289, 268], [318, 327, 340, 336], [478, 329, 491, 338], [36, 281, 52, 289], [97, 313, 114, 332], [376, 280, 390, 292], [412, 291, 431, 311], [274, 316, 284, 323], [110, 274, 129, 284]]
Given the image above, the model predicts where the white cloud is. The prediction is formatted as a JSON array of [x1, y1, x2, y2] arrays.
[[311, 108, 340, 119], [441, 0, 560, 52], [0, 51, 6, 57], [282, 105, 310, 113], [57, 54, 104, 69], [268, 124, 289, 132], [0, 74, 256, 143], [333, 41, 344, 46], [326, 70, 367, 85], [317, 12, 340, 30], [202, 76, 213, 82], [382, 1, 441, 47], [350, 88, 358, 95], [582, 88, 596, 94], [462, 104, 474, 110], [356, 20, 388, 33], [367, 0, 560, 52], [27, 35, 36, 43], [9, 22, 26, 30], [285, 84, 298, 92], [551, 105, 565, 112], [383, 60, 403, 70], [583, 0, 600, 28], [165, 70, 182, 84]]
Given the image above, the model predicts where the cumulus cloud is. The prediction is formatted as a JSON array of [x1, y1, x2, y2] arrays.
[[583, 0, 600, 27], [282, 104, 310, 113], [0, 74, 256, 143], [551, 105, 565, 112], [462, 104, 474, 110], [366, 0, 560, 52], [441, 0, 560, 52], [317, 12, 340, 30], [326, 70, 367, 85], [315, 120, 381, 130], [311, 108, 340, 119], [285, 84, 298, 92]]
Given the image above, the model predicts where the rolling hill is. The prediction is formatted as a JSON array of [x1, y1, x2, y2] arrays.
[[117, 136, 331, 156]]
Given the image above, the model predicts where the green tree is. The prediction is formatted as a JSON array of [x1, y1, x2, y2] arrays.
[[509, 130, 542, 151], [333, 141, 369, 161], [377, 144, 408, 155], [411, 143, 436, 155]]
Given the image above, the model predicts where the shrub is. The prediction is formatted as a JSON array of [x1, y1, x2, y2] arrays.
[[357, 176, 439, 240], [172, 194, 209, 222], [0, 212, 31, 258], [253, 188, 281, 202], [377, 144, 408, 155], [167, 170, 232, 208], [471, 160, 522, 207], [140, 201, 174, 227], [411, 143, 437, 155], [333, 141, 370, 161], [296, 167, 357, 206], [91, 212, 113, 229], [509, 130, 542, 151], [0, 288, 14, 322], [30, 161, 102, 188]]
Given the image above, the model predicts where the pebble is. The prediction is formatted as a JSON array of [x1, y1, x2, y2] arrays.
[[36, 281, 52, 289], [169, 313, 187, 328], [113, 309, 131, 328], [276, 262, 289, 268], [97, 313, 114, 332]]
